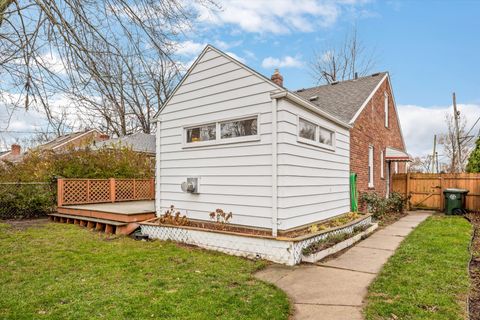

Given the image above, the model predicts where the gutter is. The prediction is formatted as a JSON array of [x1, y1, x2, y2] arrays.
[[270, 91, 352, 129]]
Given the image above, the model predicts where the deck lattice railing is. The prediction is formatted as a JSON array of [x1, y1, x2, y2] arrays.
[[57, 178, 154, 206]]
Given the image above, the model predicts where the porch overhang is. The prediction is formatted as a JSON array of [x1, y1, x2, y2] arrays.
[[385, 147, 412, 162]]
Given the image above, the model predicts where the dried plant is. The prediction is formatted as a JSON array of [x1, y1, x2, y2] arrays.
[[159, 205, 189, 226], [209, 209, 233, 224]]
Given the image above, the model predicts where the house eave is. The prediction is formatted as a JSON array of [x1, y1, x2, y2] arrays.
[[271, 91, 352, 129]]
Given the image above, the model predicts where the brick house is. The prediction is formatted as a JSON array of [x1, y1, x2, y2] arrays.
[[296, 72, 410, 197]]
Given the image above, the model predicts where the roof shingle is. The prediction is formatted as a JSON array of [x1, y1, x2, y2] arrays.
[[294, 72, 387, 123]]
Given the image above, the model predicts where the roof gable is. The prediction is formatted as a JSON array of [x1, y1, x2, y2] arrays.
[[155, 45, 283, 119]]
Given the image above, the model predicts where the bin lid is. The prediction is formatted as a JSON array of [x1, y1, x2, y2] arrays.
[[443, 188, 469, 194]]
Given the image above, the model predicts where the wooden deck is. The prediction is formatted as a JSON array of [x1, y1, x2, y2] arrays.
[[52, 200, 156, 235]]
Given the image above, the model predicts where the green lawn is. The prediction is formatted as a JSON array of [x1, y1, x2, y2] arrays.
[[364, 215, 472, 320], [0, 221, 290, 320]]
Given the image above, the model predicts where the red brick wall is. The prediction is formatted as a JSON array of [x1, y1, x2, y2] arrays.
[[350, 77, 407, 197]]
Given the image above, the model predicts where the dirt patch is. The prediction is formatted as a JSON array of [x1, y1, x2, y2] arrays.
[[1, 217, 50, 231], [467, 213, 480, 320]]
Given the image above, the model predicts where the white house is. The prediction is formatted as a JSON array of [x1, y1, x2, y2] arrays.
[[153, 45, 351, 237]]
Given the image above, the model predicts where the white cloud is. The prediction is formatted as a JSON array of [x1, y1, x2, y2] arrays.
[[225, 51, 245, 63], [261, 55, 303, 69], [175, 40, 206, 57], [193, 0, 370, 34], [397, 103, 480, 158]]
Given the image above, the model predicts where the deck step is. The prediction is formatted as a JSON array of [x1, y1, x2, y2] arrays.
[[49, 213, 130, 235]]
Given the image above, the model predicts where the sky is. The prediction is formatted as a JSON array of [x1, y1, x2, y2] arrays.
[[1, 0, 480, 159]]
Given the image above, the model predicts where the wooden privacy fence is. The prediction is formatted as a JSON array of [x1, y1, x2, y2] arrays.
[[57, 178, 154, 206], [392, 173, 480, 211]]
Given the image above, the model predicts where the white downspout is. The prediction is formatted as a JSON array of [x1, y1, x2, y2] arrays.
[[155, 118, 162, 216], [271, 97, 278, 237]]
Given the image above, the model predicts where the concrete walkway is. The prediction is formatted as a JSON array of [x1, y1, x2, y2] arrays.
[[255, 211, 431, 320]]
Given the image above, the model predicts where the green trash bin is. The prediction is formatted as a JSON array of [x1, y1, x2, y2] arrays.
[[443, 188, 469, 215]]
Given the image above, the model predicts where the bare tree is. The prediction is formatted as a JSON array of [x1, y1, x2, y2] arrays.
[[311, 27, 376, 84], [1, 0, 214, 135], [438, 113, 472, 173], [409, 155, 434, 173]]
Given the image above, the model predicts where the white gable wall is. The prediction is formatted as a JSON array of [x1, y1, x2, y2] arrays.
[[276, 99, 351, 230], [158, 48, 278, 228], [157, 46, 351, 232]]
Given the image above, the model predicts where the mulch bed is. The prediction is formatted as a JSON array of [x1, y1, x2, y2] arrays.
[[467, 213, 480, 320], [148, 212, 366, 239]]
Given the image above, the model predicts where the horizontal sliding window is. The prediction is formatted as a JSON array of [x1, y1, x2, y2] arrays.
[[221, 117, 257, 139], [298, 117, 335, 150], [319, 127, 333, 146], [299, 118, 316, 141], [184, 115, 259, 146], [186, 124, 216, 143]]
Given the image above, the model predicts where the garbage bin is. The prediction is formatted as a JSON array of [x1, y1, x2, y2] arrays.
[[443, 188, 469, 215]]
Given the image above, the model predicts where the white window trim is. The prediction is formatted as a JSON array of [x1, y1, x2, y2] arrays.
[[368, 145, 374, 188], [380, 150, 384, 179], [394, 161, 398, 174], [182, 114, 261, 148], [297, 115, 336, 151], [384, 91, 389, 128]]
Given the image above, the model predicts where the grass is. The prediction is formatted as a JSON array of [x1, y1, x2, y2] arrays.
[[0, 221, 290, 320], [364, 215, 472, 320]]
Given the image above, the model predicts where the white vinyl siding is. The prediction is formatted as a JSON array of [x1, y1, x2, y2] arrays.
[[380, 150, 384, 179], [277, 99, 350, 230], [384, 92, 389, 128], [157, 46, 351, 231], [368, 145, 374, 188], [158, 48, 277, 228]]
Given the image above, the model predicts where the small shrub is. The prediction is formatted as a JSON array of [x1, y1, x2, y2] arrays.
[[360, 192, 409, 220], [302, 223, 372, 255], [209, 209, 233, 224], [159, 205, 189, 226]]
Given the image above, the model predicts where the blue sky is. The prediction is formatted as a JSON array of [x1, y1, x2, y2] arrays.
[[2, 0, 480, 158]]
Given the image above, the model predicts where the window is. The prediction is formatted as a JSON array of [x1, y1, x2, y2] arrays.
[[299, 118, 316, 141], [184, 115, 259, 146], [368, 145, 374, 188], [384, 92, 389, 128], [298, 117, 335, 149], [380, 150, 384, 179], [221, 117, 257, 139], [394, 162, 398, 174], [186, 124, 216, 143]]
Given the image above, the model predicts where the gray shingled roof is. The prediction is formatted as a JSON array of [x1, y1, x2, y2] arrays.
[[94, 132, 155, 155], [294, 72, 387, 123]]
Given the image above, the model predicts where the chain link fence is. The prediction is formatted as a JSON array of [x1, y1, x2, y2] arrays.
[[0, 182, 56, 220]]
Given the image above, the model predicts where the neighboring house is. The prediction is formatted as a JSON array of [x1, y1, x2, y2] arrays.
[[153, 45, 409, 235], [295, 72, 410, 196], [93, 132, 156, 157], [0, 144, 23, 163], [0, 129, 109, 164]]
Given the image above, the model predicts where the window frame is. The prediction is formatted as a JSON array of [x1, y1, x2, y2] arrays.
[[297, 115, 336, 151], [182, 114, 260, 148], [368, 145, 374, 188], [384, 91, 389, 128]]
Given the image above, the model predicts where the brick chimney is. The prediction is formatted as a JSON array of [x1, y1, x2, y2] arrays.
[[11, 144, 21, 156], [271, 69, 283, 87], [99, 134, 110, 141]]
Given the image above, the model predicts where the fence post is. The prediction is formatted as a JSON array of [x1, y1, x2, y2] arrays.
[[110, 178, 116, 203], [406, 173, 411, 210], [133, 179, 137, 200], [86, 179, 90, 202], [57, 178, 64, 207], [439, 175, 445, 211], [150, 178, 155, 200]]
